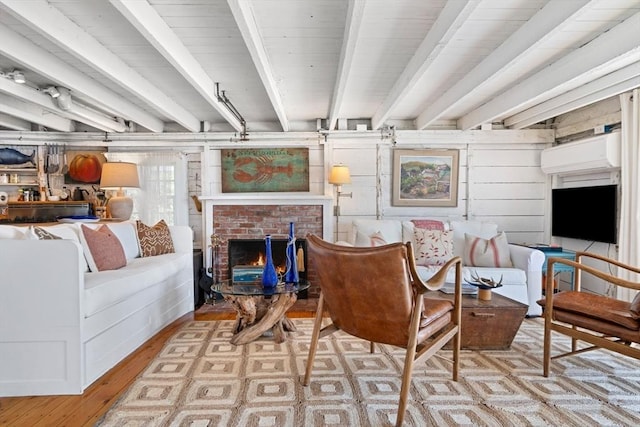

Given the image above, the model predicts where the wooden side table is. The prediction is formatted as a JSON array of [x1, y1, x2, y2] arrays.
[[425, 291, 527, 350]]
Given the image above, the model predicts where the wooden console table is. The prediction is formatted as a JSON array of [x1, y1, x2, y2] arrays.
[[212, 281, 310, 345]]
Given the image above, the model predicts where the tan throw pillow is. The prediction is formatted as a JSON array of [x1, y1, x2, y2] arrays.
[[136, 219, 175, 257], [31, 226, 62, 240], [413, 228, 453, 266], [80, 225, 127, 272], [464, 232, 513, 268]]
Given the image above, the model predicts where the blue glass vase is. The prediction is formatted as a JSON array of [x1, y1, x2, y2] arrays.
[[261, 234, 279, 289], [284, 222, 299, 284]]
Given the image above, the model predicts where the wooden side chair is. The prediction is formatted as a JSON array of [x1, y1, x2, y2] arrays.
[[539, 251, 640, 377], [303, 234, 463, 427]]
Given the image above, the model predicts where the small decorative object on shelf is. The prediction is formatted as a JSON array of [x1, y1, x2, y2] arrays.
[[465, 272, 503, 301], [284, 222, 299, 284], [262, 234, 279, 289]]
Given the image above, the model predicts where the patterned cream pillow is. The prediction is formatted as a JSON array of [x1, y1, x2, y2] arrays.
[[31, 226, 62, 240], [413, 228, 453, 266], [463, 232, 513, 267], [136, 219, 175, 257]]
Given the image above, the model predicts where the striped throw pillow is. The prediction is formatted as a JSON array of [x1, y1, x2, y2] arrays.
[[463, 232, 513, 267]]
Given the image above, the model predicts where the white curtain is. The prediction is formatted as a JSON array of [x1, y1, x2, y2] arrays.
[[617, 89, 640, 302], [105, 151, 188, 226]]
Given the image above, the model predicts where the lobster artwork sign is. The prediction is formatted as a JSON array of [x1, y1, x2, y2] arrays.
[[221, 148, 309, 193]]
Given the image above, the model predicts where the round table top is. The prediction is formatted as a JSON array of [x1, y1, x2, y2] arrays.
[[212, 280, 310, 296]]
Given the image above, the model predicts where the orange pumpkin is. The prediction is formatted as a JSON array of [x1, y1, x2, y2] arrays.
[[69, 154, 102, 183]]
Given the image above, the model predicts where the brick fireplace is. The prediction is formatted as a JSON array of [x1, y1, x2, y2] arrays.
[[201, 195, 333, 298]]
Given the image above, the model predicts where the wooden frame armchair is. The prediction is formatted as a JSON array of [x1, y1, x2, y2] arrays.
[[303, 234, 463, 427], [540, 251, 640, 377]]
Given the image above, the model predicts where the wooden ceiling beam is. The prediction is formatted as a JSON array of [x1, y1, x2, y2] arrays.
[[505, 62, 640, 129], [0, 93, 74, 132], [228, 0, 289, 132], [109, 0, 243, 132], [370, 0, 479, 131], [0, 0, 200, 132], [458, 10, 640, 130], [415, 0, 594, 130], [0, 112, 30, 131], [0, 23, 164, 133], [327, 0, 365, 132], [0, 76, 127, 133]]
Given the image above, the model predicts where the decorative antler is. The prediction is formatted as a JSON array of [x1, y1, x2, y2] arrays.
[[466, 272, 503, 288]]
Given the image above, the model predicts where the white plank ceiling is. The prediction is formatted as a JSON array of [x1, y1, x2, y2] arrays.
[[0, 0, 638, 134]]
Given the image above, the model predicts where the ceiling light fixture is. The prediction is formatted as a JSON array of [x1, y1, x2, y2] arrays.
[[0, 69, 26, 84], [43, 86, 60, 98], [55, 87, 127, 132], [11, 70, 25, 84]]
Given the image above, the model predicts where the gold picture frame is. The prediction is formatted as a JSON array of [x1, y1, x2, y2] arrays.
[[392, 149, 459, 207]]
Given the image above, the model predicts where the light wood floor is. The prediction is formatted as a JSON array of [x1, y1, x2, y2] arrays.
[[0, 298, 318, 427]]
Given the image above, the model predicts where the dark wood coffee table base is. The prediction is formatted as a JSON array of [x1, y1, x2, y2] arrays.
[[426, 291, 527, 350]]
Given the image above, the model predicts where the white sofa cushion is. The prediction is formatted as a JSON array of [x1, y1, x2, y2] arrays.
[[450, 220, 499, 258], [415, 265, 526, 286], [83, 252, 189, 317], [352, 219, 403, 245]]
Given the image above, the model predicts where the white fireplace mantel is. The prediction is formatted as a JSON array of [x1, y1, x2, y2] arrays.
[[199, 194, 334, 257]]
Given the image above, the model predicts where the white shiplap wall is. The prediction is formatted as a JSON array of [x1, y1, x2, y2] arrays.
[[331, 130, 552, 244]]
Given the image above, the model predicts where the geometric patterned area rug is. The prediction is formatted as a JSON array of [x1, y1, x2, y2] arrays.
[[96, 318, 640, 426]]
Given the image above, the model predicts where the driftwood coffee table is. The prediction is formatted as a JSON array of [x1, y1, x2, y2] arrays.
[[212, 281, 310, 345]]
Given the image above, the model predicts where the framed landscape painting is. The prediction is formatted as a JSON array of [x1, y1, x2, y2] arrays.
[[392, 149, 459, 207]]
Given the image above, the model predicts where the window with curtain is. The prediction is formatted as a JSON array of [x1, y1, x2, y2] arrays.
[[105, 151, 188, 226]]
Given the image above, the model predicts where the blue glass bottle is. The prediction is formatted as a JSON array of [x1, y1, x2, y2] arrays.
[[284, 222, 299, 284], [261, 234, 279, 289]]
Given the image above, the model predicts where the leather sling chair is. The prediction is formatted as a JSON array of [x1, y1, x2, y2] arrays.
[[303, 234, 463, 427], [539, 251, 640, 377]]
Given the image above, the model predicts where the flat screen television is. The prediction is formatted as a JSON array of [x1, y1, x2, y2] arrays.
[[551, 184, 618, 244]]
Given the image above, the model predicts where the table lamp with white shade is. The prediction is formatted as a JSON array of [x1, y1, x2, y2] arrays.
[[100, 161, 140, 220]]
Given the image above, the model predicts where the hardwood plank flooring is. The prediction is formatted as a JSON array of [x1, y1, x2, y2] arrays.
[[0, 298, 318, 427]]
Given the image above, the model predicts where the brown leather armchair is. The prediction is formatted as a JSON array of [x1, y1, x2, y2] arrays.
[[539, 251, 640, 377], [303, 234, 463, 427]]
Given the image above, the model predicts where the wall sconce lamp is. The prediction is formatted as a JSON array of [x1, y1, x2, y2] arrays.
[[100, 161, 140, 220], [328, 164, 352, 241]]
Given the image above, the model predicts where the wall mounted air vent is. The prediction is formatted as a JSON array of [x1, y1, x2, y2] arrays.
[[540, 132, 621, 175]]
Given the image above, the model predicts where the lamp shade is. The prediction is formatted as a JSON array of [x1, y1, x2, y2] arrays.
[[328, 164, 351, 185], [100, 162, 140, 189], [100, 162, 139, 220]]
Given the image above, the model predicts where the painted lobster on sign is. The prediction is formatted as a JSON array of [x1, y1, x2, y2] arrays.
[[233, 155, 293, 184]]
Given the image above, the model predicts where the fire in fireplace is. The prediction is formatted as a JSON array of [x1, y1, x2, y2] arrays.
[[227, 238, 308, 297]]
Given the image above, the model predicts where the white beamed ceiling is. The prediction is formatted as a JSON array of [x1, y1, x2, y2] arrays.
[[0, 0, 637, 134]]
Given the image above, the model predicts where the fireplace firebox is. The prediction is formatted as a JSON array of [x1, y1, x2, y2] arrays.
[[227, 238, 308, 298]]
